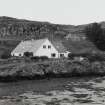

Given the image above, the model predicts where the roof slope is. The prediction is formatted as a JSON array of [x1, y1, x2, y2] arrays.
[[29, 39, 46, 52], [12, 39, 46, 54], [12, 38, 67, 54], [51, 40, 67, 53]]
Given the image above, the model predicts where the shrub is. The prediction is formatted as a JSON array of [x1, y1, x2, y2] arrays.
[[90, 61, 104, 75], [68, 53, 74, 60], [1, 52, 11, 59], [24, 52, 33, 57], [68, 53, 90, 60], [31, 56, 40, 61], [68, 52, 105, 62], [39, 56, 49, 61], [31, 56, 49, 62], [87, 53, 105, 62]]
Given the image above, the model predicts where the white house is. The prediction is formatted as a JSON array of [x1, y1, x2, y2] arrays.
[[11, 38, 70, 58]]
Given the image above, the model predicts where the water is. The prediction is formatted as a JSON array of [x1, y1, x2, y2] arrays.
[[0, 76, 105, 105]]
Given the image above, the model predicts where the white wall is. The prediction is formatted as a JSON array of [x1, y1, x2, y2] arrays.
[[11, 52, 24, 56], [35, 39, 59, 58]]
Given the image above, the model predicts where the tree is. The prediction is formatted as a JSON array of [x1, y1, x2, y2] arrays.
[[85, 23, 105, 51]]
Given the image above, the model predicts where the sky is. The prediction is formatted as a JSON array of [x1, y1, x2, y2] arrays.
[[0, 0, 105, 25]]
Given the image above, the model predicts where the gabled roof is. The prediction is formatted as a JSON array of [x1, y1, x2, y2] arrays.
[[12, 38, 47, 54], [12, 38, 67, 54], [29, 39, 47, 52]]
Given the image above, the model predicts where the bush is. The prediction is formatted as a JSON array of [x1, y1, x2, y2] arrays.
[[39, 56, 49, 61], [87, 53, 105, 62], [68, 53, 74, 60], [68, 53, 89, 61], [68, 52, 105, 62], [31, 56, 49, 62], [24, 52, 33, 57], [1, 52, 11, 59], [31, 56, 40, 61]]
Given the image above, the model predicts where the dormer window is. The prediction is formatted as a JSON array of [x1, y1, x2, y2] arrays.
[[48, 45, 51, 49], [43, 45, 46, 48]]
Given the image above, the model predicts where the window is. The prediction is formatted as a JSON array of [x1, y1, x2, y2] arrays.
[[48, 45, 51, 49], [43, 45, 46, 48], [51, 53, 56, 57], [19, 54, 21, 56], [60, 54, 64, 57]]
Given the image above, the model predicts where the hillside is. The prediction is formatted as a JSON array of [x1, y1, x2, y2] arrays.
[[0, 16, 76, 39], [0, 16, 104, 57]]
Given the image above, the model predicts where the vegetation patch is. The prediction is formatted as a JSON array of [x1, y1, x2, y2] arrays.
[[0, 56, 105, 81]]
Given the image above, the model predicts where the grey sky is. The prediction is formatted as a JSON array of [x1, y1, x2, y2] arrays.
[[0, 0, 105, 25]]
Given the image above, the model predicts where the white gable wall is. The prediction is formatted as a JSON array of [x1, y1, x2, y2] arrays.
[[34, 39, 59, 58]]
